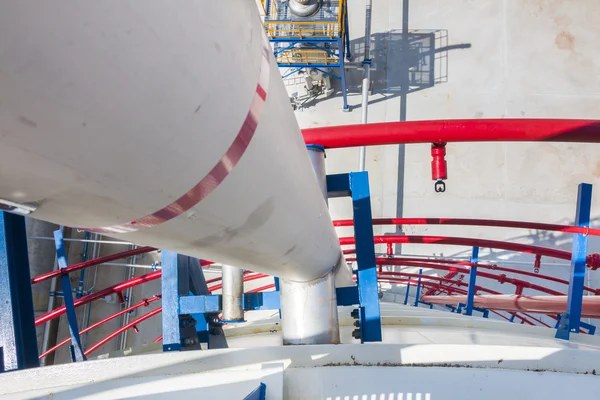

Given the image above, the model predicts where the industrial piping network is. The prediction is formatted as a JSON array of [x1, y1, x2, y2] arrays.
[[1, 0, 600, 373]]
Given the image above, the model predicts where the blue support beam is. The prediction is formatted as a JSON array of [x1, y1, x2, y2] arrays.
[[54, 230, 86, 362], [349, 172, 382, 342], [556, 183, 592, 340], [161, 250, 182, 352], [243, 383, 267, 400], [404, 283, 411, 305], [0, 212, 39, 372], [465, 246, 479, 316], [414, 269, 423, 307]]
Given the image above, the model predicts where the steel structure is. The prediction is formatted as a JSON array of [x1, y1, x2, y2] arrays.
[[261, 0, 351, 110]]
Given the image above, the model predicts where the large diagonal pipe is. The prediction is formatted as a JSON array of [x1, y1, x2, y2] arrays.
[[0, 1, 351, 344]]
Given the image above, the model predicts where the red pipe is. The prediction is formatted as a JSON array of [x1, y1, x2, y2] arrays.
[[382, 257, 600, 295], [248, 283, 276, 293], [333, 217, 600, 237], [340, 235, 572, 261], [421, 294, 600, 319], [152, 335, 163, 343], [35, 271, 162, 326], [302, 119, 600, 148], [38, 295, 161, 359], [32, 246, 157, 284], [85, 307, 162, 356], [208, 273, 269, 293]]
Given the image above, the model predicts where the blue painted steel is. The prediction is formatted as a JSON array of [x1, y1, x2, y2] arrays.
[[344, 7, 352, 59], [0, 212, 39, 372], [326, 174, 351, 197], [243, 383, 267, 400], [580, 320, 596, 335], [414, 269, 423, 307], [404, 283, 411, 305], [274, 277, 282, 318], [281, 67, 303, 79], [243, 292, 280, 311], [161, 250, 182, 352], [465, 246, 479, 316], [179, 295, 221, 314], [54, 230, 86, 362], [556, 183, 592, 340], [509, 313, 516, 323], [77, 232, 90, 299], [306, 144, 325, 153], [349, 172, 382, 342], [336, 286, 360, 306]]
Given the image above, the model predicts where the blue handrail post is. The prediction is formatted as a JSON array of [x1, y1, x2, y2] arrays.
[[465, 246, 479, 316]]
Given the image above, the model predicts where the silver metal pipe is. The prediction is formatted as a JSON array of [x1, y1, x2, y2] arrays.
[[279, 146, 343, 345], [221, 264, 245, 322], [120, 248, 138, 350], [39, 226, 62, 366], [358, 0, 373, 172], [280, 272, 340, 345]]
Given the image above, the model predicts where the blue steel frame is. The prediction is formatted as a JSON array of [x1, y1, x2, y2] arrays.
[[556, 183, 593, 340], [327, 172, 382, 342], [53, 230, 86, 362], [465, 246, 479, 316], [0, 212, 39, 372], [414, 269, 423, 307], [266, 5, 350, 111]]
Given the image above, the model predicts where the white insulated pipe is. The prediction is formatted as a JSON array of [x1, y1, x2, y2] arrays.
[[221, 265, 244, 322], [0, 1, 353, 344]]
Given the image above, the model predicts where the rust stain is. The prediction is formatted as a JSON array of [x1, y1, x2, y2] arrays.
[[555, 31, 575, 51]]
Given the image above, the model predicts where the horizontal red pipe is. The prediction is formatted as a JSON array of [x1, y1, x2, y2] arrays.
[[248, 283, 276, 293], [334, 217, 600, 237], [38, 295, 161, 359], [303, 119, 600, 148], [85, 307, 162, 356], [35, 271, 162, 326], [32, 246, 157, 284], [340, 235, 571, 261], [208, 273, 270, 293], [372, 258, 564, 296], [421, 294, 600, 319], [395, 257, 600, 295], [379, 271, 501, 295]]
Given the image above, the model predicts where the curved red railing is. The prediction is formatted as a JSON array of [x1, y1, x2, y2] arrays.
[[38, 295, 161, 359], [32, 246, 157, 284], [302, 119, 600, 148]]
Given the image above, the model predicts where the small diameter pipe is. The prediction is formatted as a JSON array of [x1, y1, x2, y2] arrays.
[[333, 217, 600, 237], [35, 271, 161, 326], [303, 119, 600, 148], [84, 307, 162, 356], [32, 246, 156, 284], [221, 265, 245, 322], [358, 0, 373, 172], [152, 335, 163, 343], [340, 235, 572, 261], [38, 295, 161, 359]]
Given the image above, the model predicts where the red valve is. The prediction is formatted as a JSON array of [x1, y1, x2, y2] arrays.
[[431, 142, 447, 192], [534, 254, 541, 273], [386, 243, 393, 257], [586, 253, 600, 270]]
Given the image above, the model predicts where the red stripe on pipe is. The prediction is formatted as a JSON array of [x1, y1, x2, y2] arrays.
[[340, 235, 572, 260], [89, 44, 272, 235], [333, 217, 600, 237], [303, 119, 600, 148], [32, 246, 156, 284], [85, 307, 162, 356], [35, 271, 162, 326]]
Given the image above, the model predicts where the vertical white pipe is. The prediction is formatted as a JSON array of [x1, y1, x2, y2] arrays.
[[280, 146, 341, 345], [222, 264, 245, 322], [358, 0, 373, 172]]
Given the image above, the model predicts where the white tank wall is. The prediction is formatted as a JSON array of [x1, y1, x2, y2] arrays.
[[292, 0, 600, 324]]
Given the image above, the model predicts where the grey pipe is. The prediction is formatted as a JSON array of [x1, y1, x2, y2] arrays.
[[358, 0, 373, 172], [221, 264, 245, 322]]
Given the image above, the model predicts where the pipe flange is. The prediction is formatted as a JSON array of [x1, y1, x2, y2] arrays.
[[288, 0, 322, 17]]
